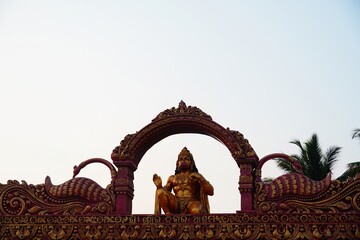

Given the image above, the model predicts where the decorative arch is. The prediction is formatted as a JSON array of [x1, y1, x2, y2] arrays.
[[111, 101, 259, 214]]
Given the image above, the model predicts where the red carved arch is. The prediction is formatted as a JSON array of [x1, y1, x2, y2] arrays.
[[111, 101, 259, 213], [111, 101, 258, 166]]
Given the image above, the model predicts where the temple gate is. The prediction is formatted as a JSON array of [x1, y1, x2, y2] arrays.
[[111, 100, 257, 214], [0, 101, 359, 239]]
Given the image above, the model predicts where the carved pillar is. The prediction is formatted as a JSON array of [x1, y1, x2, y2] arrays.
[[237, 162, 255, 212], [113, 160, 137, 214]]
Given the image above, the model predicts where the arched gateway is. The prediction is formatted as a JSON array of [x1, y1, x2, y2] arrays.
[[111, 101, 258, 214], [0, 101, 359, 239]]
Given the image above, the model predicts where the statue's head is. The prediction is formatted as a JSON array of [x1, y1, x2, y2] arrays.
[[175, 147, 198, 174]]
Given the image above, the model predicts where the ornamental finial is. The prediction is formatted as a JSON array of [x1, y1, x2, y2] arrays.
[[179, 100, 187, 109]]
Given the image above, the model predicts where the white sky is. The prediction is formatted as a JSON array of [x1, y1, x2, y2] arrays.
[[0, 1, 359, 214]]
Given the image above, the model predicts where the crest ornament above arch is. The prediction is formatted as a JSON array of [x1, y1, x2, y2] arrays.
[[152, 100, 213, 121]]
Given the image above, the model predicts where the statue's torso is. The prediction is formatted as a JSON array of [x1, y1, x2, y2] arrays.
[[172, 173, 199, 199]]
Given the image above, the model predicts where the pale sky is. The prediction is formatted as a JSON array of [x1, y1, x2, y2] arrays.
[[0, 1, 359, 214]]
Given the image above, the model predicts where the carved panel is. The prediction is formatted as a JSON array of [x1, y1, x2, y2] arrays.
[[1, 101, 359, 239], [0, 178, 115, 216], [0, 214, 359, 239], [254, 173, 360, 214]]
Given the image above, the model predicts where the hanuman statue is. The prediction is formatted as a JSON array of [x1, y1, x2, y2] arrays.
[[153, 147, 214, 214]]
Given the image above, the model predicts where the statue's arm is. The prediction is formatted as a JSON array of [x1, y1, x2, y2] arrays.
[[164, 175, 174, 192], [200, 177, 214, 196], [153, 174, 174, 192], [190, 173, 214, 196]]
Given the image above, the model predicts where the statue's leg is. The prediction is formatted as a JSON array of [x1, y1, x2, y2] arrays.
[[156, 188, 178, 214], [187, 200, 203, 214]]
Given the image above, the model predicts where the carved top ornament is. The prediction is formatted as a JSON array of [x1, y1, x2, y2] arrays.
[[152, 100, 212, 122]]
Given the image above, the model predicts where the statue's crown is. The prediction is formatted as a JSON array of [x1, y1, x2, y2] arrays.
[[179, 147, 191, 157]]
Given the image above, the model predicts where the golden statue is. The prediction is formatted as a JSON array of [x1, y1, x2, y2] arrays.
[[153, 147, 214, 214]]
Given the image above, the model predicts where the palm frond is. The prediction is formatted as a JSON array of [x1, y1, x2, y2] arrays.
[[304, 134, 324, 180], [275, 157, 300, 174], [290, 139, 303, 151], [283, 133, 341, 181], [290, 140, 309, 175], [323, 146, 341, 168], [337, 161, 360, 181], [352, 128, 360, 140], [347, 162, 360, 169]]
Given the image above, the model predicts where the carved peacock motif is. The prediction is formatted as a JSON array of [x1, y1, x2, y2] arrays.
[[263, 172, 332, 200], [44, 176, 108, 202]]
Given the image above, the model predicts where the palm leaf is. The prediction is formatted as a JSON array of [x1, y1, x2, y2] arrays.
[[323, 146, 341, 172], [352, 128, 360, 140], [304, 134, 324, 180], [337, 162, 360, 181], [278, 133, 341, 181], [276, 158, 296, 173]]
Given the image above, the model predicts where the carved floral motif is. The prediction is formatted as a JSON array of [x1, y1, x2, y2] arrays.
[[0, 214, 359, 239]]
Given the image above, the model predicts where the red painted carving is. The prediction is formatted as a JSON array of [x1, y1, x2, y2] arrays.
[[254, 153, 360, 214], [0, 101, 359, 239], [73, 157, 118, 181], [0, 178, 115, 215], [111, 101, 258, 213], [111, 101, 258, 164], [0, 158, 116, 216], [263, 173, 332, 199]]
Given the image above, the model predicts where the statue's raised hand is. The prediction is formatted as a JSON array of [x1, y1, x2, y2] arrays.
[[153, 174, 163, 188]]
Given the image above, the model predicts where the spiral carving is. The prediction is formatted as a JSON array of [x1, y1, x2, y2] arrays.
[[259, 202, 271, 213], [352, 192, 360, 212], [7, 194, 27, 215], [0, 181, 37, 215]]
